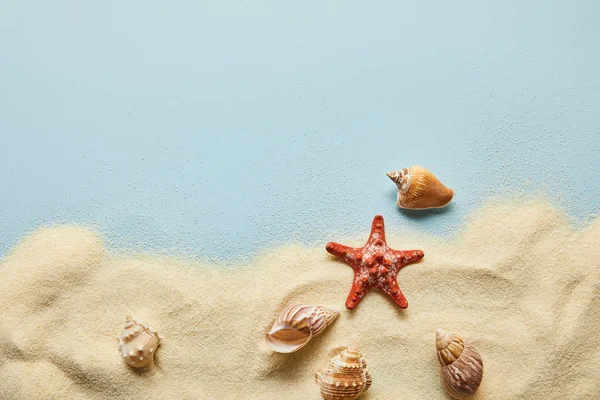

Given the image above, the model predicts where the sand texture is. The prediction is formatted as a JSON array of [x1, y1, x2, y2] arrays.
[[0, 200, 599, 399]]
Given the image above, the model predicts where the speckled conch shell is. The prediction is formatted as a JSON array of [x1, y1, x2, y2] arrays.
[[387, 166, 454, 209], [265, 305, 339, 353], [315, 346, 372, 400], [118, 317, 161, 369], [436, 329, 483, 399]]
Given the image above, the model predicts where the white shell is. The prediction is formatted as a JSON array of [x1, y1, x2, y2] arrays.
[[118, 317, 161, 369], [315, 346, 372, 400], [436, 329, 483, 399], [265, 305, 339, 353]]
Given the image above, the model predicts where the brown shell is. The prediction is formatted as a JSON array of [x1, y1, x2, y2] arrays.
[[265, 305, 339, 353], [387, 166, 454, 209], [436, 329, 483, 399], [118, 317, 161, 369], [315, 346, 371, 400]]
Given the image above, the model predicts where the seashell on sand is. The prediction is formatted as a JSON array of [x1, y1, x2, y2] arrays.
[[315, 346, 372, 400], [265, 305, 339, 353], [118, 317, 162, 369], [436, 329, 483, 399], [387, 165, 454, 210]]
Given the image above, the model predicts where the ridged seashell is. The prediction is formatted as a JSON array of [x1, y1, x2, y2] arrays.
[[118, 317, 161, 369], [265, 305, 339, 353], [387, 166, 454, 209], [436, 329, 483, 399], [315, 346, 372, 400]]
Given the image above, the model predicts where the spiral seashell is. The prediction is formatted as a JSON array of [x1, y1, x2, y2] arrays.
[[315, 346, 372, 400], [118, 317, 161, 369], [265, 305, 339, 353], [436, 329, 483, 399], [387, 166, 454, 209]]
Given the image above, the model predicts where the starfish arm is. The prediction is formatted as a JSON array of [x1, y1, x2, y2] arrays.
[[345, 277, 368, 310], [390, 249, 424, 267], [369, 215, 386, 242], [382, 279, 408, 309], [326, 242, 356, 259]]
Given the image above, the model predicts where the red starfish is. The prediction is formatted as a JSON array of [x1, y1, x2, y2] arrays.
[[326, 215, 424, 310]]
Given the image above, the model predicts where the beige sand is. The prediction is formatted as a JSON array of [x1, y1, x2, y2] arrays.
[[0, 199, 599, 399]]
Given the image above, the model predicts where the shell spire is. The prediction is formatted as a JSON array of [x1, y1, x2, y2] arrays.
[[118, 317, 161, 370], [436, 329, 483, 399], [315, 346, 372, 400], [265, 305, 339, 353], [387, 166, 454, 210]]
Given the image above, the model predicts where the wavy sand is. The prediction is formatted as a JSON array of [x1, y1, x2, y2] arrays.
[[0, 200, 599, 399]]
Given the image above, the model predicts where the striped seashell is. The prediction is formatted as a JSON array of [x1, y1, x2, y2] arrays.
[[118, 317, 161, 369], [265, 305, 339, 353], [387, 166, 454, 210], [315, 346, 372, 400], [436, 329, 483, 399]]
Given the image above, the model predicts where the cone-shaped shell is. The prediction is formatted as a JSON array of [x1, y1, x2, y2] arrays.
[[265, 305, 339, 353], [118, 317, 161, 369], [387, 166, 454, 209], [436, 329, 483, 399], [315, 346, 372, 400]]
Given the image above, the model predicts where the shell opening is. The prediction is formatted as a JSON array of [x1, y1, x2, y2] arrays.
[[265, 326, 312, 353]]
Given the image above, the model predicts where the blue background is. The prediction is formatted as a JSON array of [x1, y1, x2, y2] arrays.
[[1, 1, 599, 262]]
